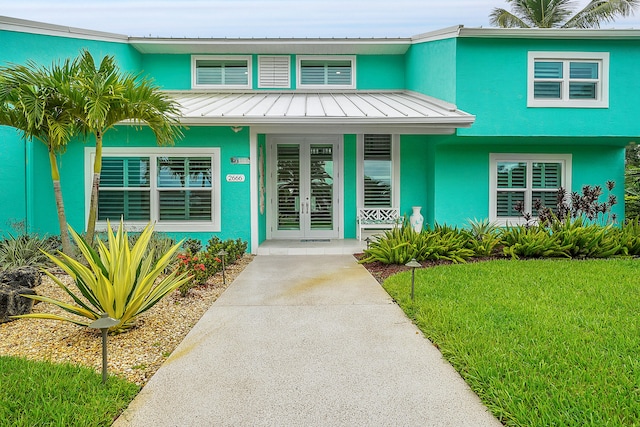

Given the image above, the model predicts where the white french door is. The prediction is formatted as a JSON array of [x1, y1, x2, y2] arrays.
[[269, 136, 340, 239]]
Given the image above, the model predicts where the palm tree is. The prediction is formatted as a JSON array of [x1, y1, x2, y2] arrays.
[[0, 60, 77, 255], [490, 0, 639, 28], [67, 50, 183, 244]]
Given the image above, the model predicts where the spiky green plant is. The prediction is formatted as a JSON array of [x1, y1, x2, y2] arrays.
[[14, 220, 191, 332]]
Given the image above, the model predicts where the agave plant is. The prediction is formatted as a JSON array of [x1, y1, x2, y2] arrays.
[[14, 220, 191, 332]]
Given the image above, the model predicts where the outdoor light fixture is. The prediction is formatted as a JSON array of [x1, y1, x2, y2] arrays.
[[217, 249, 228, 285], [405, 258, 422, 301], [88, 313, 119, 384]]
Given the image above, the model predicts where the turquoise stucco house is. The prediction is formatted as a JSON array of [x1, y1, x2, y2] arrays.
[[0, 16, 635, 253]]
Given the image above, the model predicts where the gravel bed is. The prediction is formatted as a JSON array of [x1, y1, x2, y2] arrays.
[[0, 255, 253, 386]]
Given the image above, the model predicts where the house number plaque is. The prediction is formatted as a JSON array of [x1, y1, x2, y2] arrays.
[[226, 174, 245, 182]]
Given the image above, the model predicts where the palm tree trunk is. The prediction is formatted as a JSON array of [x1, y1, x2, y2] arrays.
[[48, 149, 73, 255], [85, 131, 102, 245]]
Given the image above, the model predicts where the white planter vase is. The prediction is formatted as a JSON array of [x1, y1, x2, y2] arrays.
[[410, 206, 424, 232]]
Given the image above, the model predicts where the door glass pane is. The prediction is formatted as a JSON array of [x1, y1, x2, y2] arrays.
[[277, 144, 300, 230], [310, 144, 333, 230]]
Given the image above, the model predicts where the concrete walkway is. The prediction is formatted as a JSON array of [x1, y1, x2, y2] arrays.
[[114, 255, 501, 427]]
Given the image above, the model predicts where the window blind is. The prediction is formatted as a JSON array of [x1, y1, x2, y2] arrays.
[[300, 60, 352, 86], [195, 59, 248, 86], [363, 134, 392, 207]]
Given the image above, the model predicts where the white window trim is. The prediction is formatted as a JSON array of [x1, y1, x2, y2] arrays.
[[527, 51, 609, 108], [356, 134, 400, 209], [258, 55, 291, 89], [296, 55, 356, 89], [85, 147, 221, 233], [191, 55, 252, 89], [489, 153, 572, 226]]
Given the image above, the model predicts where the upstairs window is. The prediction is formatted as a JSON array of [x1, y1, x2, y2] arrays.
[[528, 52, 608, 108], [192, 56, 251, 89], [297, 56, 355, 89], [489, 153, 571, 225]]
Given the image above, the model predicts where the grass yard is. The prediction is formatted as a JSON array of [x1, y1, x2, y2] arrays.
[[383, 258, 640, 427], [0, 356, 139, 427]]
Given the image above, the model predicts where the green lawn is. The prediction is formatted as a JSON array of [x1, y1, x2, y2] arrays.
[[383, 259, 640, 427], [0, 356, 139, 427]]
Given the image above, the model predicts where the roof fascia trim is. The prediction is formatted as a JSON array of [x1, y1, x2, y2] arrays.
[[0, 15, 128, 43], [457, 27, 640, 40]]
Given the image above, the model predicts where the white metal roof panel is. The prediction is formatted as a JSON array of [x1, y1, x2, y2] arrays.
[[169, 91, 475, 130]]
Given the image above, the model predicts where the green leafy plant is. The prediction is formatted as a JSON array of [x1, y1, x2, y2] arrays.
[[14, 220, 190, 332], [360, 225, 474, 265], [613, 218, 640, 256], [0, 233, 60, 271], [500, 224, 571, 259], [181, 238, 202, 255], [175, 252, 221, 296], [551, 217, 621, 258], [175, 237, 247, 296], [466, 218, 502, 257]]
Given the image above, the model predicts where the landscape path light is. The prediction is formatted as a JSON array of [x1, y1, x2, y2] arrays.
[[405, 258, 422, 301], [217, 249, 228, 285], [88, 313, 119, 384], [364, 237, 372, 249]]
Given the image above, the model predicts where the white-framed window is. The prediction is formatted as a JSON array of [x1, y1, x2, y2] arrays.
[[86, 147, 221, 232], [357, 134, 400, 208], [489, 153, 572, 225], [297, 55, 356, 89], [258, 55, 291, 88], [191, 55, 252, 89], [528, 52, 609, 108]]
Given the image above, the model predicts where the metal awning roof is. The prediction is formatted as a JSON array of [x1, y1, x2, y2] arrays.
[[169, 90, 475, 134]]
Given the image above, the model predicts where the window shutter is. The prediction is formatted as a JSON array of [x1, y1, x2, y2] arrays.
[[259, 56, 290, 88], [98, 157, 151, 221], [363, 134, 392, 207], [497, 162, 526, 188], [532, 163, 561, 188], [496, 191, 524, 217], [157, 157, 213, 221]]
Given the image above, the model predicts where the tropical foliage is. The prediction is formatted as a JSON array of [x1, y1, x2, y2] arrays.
[[0, 59, 78, 255], [67, 50, 183, 244], [625, 142, 640, 219], [361, 181, 640, 264], [175, 237, 248, 296], [14, 220, 190, 332], [490, 0, 639, 28], [0, 50, 183, 250]]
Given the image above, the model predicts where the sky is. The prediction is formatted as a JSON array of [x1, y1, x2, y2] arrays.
[[3, 0, 640, 38]]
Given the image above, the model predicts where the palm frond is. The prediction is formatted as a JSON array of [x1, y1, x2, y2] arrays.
[[564, 0, 640, 28]]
